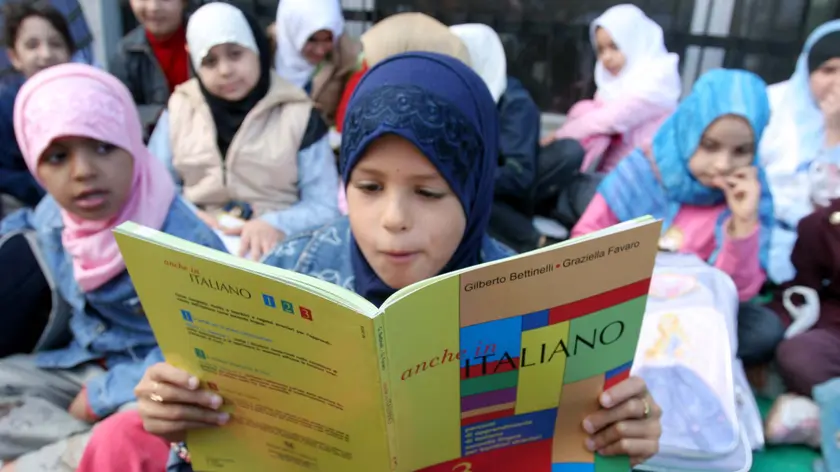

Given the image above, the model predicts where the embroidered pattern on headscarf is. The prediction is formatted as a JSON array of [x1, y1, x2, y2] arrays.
[[341, 84, 482, 193], [338, 51, 499, 307]]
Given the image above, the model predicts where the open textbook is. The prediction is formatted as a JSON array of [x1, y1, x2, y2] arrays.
[[114, 217, 662, 472]]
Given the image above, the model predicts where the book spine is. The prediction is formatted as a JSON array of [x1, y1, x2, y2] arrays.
[[374, 315, 399, 471]]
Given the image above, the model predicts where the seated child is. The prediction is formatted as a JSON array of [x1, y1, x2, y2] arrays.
[[148, 2, 339, 260], [572, 69, 783, 366], [79, 52, 664, 472], [0, 63, 224, 471], [274, 0, 361, 125], [0, 2, 77, 215], [764, 196, 840, 448], [544, 4, 681, 173]]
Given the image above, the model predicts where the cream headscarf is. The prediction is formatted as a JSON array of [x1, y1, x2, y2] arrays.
[[591, 4, 681, 107], [450, 24, 507, 103], [362, 13, 471, 67]]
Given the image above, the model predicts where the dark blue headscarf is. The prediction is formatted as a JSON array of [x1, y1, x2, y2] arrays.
[[339, 52, 499, 306], [598, 69, 775, 269]]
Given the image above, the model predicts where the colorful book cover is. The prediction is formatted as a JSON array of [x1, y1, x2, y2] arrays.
[[114, 217, 661, 472]]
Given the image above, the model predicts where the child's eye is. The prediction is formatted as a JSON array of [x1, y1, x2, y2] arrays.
[[416, 188, 445, 199], [95, 142, 115, 155], [353, 182, 382, 193], [42, 151, 67, 165], [700, 140, 719, 151]]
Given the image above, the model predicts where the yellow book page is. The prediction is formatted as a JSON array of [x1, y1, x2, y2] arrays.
[[378, 220, 661, 472], [114, 223, 389, 472]]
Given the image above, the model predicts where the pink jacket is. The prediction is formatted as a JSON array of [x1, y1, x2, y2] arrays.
[[553, 97, 673, 172], [572, 194, 766, 301]]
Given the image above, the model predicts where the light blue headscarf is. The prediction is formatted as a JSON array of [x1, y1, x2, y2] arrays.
[[598, 69, 774, 269], [783, 20, 840, 172]]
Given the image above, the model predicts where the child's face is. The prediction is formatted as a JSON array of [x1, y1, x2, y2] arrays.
[[810, 57, 840, 105], [36, 138, 134, 221], [301, 30, 334, 66], [688, 115, 755, 188], [130, 0, 185, 38], [347, 135, 467, 290], [594, 27, 625, 76], [197, 43, 261, 101], [7, 16, 71, 79]]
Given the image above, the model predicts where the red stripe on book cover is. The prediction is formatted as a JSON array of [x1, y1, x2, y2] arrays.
[[417, 438, 553, 472], [459, 356, 520, 380], [460, 407, 516, 426], [549, 278, 651, 325]]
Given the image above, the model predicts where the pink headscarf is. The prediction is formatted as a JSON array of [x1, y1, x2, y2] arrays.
[[14, 64, 176, 292]]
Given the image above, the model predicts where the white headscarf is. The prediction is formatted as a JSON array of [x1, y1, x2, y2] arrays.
[[186, 3, 258, 72], [274, 0, 344, 88], [590, 4, 681, 107], [450, 24, 507, 103]]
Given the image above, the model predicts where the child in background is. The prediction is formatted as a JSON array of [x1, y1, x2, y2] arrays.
[[148, 2, 338, 260], [543, 4, 681, 173], [572, 69, 783, 367], [762, 192, 840, 448], [274, 0, 360, 125], [0, 2, 74, 216], [109, 0, 189, 134], [760, 20, 840, 284], [0, 63, 224, 472]]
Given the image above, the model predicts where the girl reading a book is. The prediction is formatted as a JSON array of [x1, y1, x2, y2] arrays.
[[78, 51, 663, 472], [0, 63, 225, 472], [148, 2, 339, 261], [571, 69, 784, 367]]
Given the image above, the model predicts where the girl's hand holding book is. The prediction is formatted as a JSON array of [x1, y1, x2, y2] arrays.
[[581, 376, 662, 466], [135, 363, 230, 443]]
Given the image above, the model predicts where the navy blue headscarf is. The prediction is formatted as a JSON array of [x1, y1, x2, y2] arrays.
[[339, 52, 499, 306]]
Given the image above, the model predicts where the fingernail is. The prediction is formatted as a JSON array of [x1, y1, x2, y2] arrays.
[[217, 412, 230, 425], [585, 438, 596, 451], [582, 419, 594, 434], [600, 392, 612, 407], [187, 377, 199, 390], [208, 394, 222, 409]]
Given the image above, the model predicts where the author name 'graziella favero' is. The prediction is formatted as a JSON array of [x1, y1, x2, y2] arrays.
[[463, 240, 641, 292]]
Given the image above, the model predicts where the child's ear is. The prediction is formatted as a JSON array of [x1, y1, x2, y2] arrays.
[[6, 48, 22, 72]]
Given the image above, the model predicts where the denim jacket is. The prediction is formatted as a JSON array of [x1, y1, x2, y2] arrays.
[[166, 217, 513, 471], [0, 196, 226, 417]]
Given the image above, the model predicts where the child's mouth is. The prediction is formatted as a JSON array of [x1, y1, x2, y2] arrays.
[[74, 190, 109, 210]]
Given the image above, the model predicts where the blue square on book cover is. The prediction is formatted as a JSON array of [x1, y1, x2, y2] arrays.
[[606, 361, 632, 379], [551, 463, 594, 472], [262, 294, 276, 308], [180, 310, 193, 322], [521, 310, 549, 331], [194, 348, 206, 360]]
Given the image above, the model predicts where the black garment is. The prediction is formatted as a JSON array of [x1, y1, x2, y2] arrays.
[[488, 201, 540, 254], [196, 12, 273, 157], [808, 31, 840, 73], [109, 26, 173, 134], [496, 77, 540, 200], [0, 231, 58, 357]]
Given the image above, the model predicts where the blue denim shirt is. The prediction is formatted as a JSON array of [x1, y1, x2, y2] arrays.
[[166, 217, 513, 471], [0, 196, 226, 417]]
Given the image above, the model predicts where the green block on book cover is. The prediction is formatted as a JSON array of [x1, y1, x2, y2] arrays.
[[595, 453, 631, 472], [460, 370, 518, 397], [564, 297, 647, 384]]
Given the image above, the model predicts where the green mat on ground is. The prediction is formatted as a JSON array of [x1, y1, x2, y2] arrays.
[[751, 396, 820, 471]]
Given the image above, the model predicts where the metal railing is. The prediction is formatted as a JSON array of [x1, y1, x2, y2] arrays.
[[118, 0, 827, 112]]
